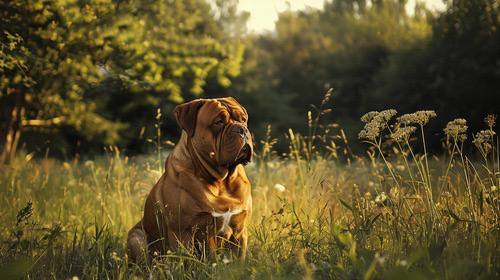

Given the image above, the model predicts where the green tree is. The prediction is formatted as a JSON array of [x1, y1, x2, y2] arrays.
[[0, 0, 125, 162], [0, 0, 245, 159], [370, 0, 499, 137]]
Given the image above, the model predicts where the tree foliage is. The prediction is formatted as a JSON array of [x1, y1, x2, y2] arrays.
[[0, 0, 244, 159]]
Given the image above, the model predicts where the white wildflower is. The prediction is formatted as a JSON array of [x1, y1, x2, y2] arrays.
[[274, 183, 286, 192]]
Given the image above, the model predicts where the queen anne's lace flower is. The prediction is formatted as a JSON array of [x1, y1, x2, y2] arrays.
[[398, 110, 436, 126], [391, 126, 416, 142], [358, 109, 397, 141], [444, 118, 468, 141], [484, 114, 496, 128], [473, 130, 496, 154]]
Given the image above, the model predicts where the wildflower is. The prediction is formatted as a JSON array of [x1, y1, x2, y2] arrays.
[[368, 181, 375, 187], [389, 187, 399, 198], [398, 110, 436, 126], [111, 251, 121, 262], [441, 191, 452, 198], [222, 256, 230, 264], [484, 114, 496, 128], [274, 183, 286, 192], [473, 130, 496, 154], [396, 259, 408, 266], [361, 111, 380, 123], [212, 262, 217, 267], [358, 121, 382, 141], [377, 109, 398, 123], [374, 192, 388, 206], [374, 252, 386, 265], [391, 126, 416, 142], [364, 192, 372, 200], [490, 185, 497, 192], [444, 118, 468, 141], [359, 109, 397, 141], [395, 165, 405, 172], [63, 162, 71, 170]]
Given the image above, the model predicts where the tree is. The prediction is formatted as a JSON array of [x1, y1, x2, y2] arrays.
[[0, 0, 126, 162], [369, 0, 499, 140], [0, 0, 245, 159]]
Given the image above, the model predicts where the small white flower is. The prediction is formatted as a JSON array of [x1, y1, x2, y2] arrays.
[[396, 259, 408, 266], [491, 185, 497, 192], [368, 181, 375, 187], [222, 256, 230, 264], [396, 165, 405, 171], [374, 252, 386, 265], [375, 192, 388, 204], [212, 262, 217, 267], [72, 277, 79, 280], [273, 183, 286, 192]]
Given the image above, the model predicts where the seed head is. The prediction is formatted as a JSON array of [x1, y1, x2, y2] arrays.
[[484, 114, 496, 128], [444, 118, 468, 141], [377, 109, 398, 123], [398, 110, 437, 126], [361, 111, 380, 123], [358, 121, 382, 141], [473, 130, 496, 154], [391, 126, 416, 142], [359, 109, 397, 141]]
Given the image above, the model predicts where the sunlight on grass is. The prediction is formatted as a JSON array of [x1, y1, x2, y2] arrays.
[[0, 100, 498, 279]]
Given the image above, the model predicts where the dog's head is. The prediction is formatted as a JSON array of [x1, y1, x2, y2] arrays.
[[174, 97, 253, 168]]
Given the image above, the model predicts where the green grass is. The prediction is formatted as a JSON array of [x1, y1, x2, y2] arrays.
[[0, 109, 499, 279]]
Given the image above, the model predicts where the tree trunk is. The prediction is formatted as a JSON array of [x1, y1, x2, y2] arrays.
[[0, 89, 24, 164]]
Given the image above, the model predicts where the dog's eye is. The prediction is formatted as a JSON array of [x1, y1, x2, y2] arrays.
[[214, 119, 225, 126]]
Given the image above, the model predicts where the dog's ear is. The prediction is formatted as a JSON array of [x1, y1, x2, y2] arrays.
[[174, 99, 206, 137]]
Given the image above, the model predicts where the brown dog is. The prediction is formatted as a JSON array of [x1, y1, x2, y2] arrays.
[[127, 97, 253, 262]]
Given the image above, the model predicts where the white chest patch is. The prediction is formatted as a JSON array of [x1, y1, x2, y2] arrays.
[[211, 209, 242, 233]]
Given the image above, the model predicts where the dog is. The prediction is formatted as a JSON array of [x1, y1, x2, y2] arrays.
[[127, 97, 253, 262]]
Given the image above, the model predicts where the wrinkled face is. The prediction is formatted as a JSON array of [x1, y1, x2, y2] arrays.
[[175, 97, 253, 167]]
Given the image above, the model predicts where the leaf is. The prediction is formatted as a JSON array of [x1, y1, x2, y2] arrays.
[[339, 198, 354, 212]]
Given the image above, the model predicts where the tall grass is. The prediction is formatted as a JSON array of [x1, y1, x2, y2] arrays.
[[0, 94, 498, 279]]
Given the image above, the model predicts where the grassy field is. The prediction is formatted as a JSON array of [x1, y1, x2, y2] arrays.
[[0, 109, 498, 279]]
